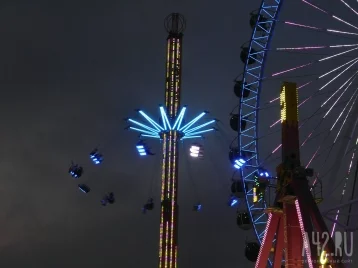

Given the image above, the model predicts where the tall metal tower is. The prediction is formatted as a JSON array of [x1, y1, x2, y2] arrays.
[[158, 13, 185, 268], [127, 13, 216, 268], [255, 82, 344, 268]]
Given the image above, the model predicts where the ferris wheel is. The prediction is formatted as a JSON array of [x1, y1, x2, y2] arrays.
[[234, 0, 358, 263]]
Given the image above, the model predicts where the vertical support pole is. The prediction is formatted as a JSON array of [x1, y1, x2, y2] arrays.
[[284, 203, 303, 267], [255, 213, 281, 268], [273, 218, 284, 268], [159, 13, 185, 268], [280, 82, 303, 267]]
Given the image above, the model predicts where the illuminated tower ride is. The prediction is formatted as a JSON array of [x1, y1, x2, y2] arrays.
[[126, 13, 215, 268], [255, 82, 344, 268]]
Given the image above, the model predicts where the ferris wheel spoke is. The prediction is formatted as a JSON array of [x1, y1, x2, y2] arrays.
[[302, 0, 358, 31], [284, 20, 358, 37], [317, 137, 358, 185], [298, 81, 313, 89], [322, 196, 358, 235], [333, 91, 358, 143], [260, 143, 281, 162], [314, 139, 341, 171], [299, 88, 356, 168], [265, 57, 358, 106], [310, 138, 348, 161], [327, 28, 358, 36], [264, 66, 357, 90], [276, 44, 358, 51], [305, 137, 329, 167], [283, 21, 321, 30], [333, 16, 358, 31], [331, 88, 358, 131], [302, 100, 356, 167], [270, 48, 358, 78], [345, 138, 358, 156], [337, 150, 356, 201], [339, 0, 358, 16], [300, 101, 350, 131], [258, 129, 281, 141], [271, 62, 313, 77], [301, 0, 328, 14], [325, 215, 351, 230], [303, 88, 348, 110], [308, 140, 346, 170], [327, 211, 358, 217], [301, 129, 329, 147], [258, 155, 281, 170], [321, 58, 358, 90], [322, 73, 357, 116], [320, 56, 358, 78], [310, 113, 356, 183]]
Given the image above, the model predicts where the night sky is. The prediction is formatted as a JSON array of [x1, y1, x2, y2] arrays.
[[0, 0, 357, 267]]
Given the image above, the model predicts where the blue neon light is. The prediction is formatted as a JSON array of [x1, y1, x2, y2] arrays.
[[259, 172, 269, 177], [228, 196, 239, 207], [90, 153, 103, 165], [128, 107, 216, 139], [234, 158, 246, 169], [136, 145, 147, 156]]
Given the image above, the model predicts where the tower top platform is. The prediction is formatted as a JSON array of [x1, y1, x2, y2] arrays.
[[164, 13, 186, 35]]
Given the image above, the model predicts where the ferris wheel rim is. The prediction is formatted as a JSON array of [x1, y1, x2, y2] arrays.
[[238, 0, 284, 250]]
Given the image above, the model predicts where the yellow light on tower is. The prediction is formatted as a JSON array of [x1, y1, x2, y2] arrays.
[[280, 82, 299, 124], [253, 187, 258, 203], [280, 86, 286, 123]]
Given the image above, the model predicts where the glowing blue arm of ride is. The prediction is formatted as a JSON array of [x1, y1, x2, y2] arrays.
[[138, 110, 164, 131], [160, 106, 172, 130], [184, 128, 215, 136], [180, 135, 202, 140], [172, 107, 186, 130], [129, 127, 158, 136], [179, 112, 206, 132], [140, 134, 161, 139], [128, 119, 159, 133], [184, 120, 216, 134]]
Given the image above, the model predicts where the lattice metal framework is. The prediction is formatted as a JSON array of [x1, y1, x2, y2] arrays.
[[239, 0, 283, 248]]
